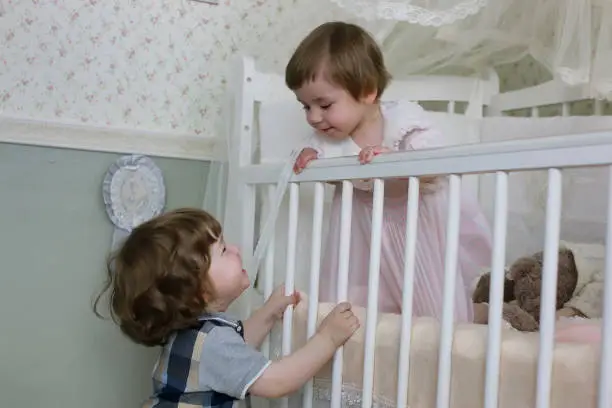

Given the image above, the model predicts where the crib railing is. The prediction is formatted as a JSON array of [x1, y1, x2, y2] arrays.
[[239, 131, 612, 408]]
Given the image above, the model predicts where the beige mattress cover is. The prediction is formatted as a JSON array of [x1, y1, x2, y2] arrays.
[[291, 298, 600, 408]]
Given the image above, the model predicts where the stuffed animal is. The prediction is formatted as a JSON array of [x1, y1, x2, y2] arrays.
[[472, 247, 579, 332]]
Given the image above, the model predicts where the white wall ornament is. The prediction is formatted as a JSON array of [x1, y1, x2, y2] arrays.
[[102, 155, 166, 252]]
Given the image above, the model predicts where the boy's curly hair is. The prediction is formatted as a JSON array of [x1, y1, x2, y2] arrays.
[[93, 208, 221, 347], [285, 21, 391, 100]]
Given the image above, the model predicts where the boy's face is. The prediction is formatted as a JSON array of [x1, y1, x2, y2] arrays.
[[206, 237, 250, 311], [294, 75, 374, 139]]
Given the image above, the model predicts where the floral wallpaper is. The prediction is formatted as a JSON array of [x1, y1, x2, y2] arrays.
[[0, 0, 607, 141], [0, 0, 359, 139]]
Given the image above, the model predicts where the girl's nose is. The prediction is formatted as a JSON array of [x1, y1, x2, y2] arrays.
[[307, 108, 322, 125]]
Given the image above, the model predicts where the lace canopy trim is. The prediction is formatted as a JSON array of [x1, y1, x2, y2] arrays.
[[329, 0, 487, 26]]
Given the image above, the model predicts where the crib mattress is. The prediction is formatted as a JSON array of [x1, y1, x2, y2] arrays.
[[291, 298, 600, 408]]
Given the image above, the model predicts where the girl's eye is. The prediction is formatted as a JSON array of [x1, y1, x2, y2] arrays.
[[321, 104, 331, 110], [302, 105, 310, 111]]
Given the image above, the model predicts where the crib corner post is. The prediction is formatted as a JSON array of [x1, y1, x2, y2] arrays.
[[225, 56, 258, 319]]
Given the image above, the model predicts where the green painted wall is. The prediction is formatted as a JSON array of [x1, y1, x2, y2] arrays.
[[0, 143, 210, 407]]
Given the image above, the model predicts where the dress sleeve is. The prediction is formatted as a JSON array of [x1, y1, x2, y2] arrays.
[[389, 101, 444, 152], [301, 132, 326, 158], [398, 127, 444, 151], [383, 101, 445, 191], [198, 326, 271, 399]]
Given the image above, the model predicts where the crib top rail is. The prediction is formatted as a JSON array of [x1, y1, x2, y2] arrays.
[[487, 79, 596, 115], [241, 130, 612, 185]]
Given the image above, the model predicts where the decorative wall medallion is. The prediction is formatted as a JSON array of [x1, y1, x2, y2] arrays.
[[102, 155, 166, 251]]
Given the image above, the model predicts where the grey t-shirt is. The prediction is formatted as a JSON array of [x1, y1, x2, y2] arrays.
[[198, 315, 271, 400]]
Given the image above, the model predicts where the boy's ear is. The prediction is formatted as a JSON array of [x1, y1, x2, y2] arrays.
[[201, 279, 216, 303]]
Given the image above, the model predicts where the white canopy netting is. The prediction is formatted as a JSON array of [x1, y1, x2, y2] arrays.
[[243, 0, 611, 92], [203, 0, 612, 223]]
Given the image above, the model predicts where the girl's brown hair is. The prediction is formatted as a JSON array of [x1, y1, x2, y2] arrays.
[[93, 208, 221, 347], [285, 21, 391, 100]]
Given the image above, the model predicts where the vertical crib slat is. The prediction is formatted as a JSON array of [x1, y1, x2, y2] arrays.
[[594, 99, 604, 116], [362, 179, 385, 408], [396, 176, 420, 407], [597, 165, 612, 408], [280, 182, 299, 408], [242, 183, 257, 319], [561, 103, 570, 117], [483, 171, 509, 408], [535, 168, 562, 408], [303, 182, 326, 408], [331, 181, 354, 408], [262, 184, 277, 359], [436, 174, 462, 408]]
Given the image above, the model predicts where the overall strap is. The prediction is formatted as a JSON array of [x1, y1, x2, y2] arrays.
[[199, 315, 245, 339]]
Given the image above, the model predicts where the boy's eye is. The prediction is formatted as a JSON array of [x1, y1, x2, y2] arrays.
[[321, 104, 331, 109], [301, 105, 310, 111]]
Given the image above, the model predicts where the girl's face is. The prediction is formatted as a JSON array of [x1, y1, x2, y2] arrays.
[[206, 237, 250, 311], [294, 75, 376, 139]]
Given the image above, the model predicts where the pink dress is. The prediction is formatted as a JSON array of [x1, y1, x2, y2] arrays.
[[308, 100, 493, 322]]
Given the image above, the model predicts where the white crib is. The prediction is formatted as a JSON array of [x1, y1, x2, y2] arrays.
[[222, 56, 612, 408]]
